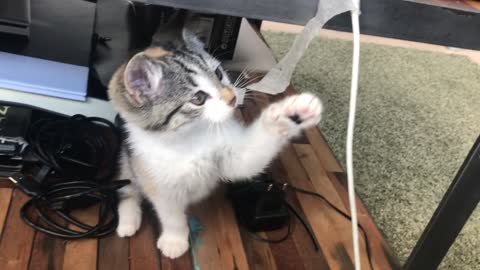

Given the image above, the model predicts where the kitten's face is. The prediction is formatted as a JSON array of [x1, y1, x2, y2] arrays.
[[108, 29, 237, 131]]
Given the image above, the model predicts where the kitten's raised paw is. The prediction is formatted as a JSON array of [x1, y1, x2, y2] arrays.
[[264, 92, 322, 137], [157, 234, 190, 259]]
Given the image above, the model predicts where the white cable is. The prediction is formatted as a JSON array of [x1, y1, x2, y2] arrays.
[[348, 2, 362, 270]]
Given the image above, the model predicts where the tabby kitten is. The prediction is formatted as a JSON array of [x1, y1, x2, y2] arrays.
[[108, 13, 323, 259]]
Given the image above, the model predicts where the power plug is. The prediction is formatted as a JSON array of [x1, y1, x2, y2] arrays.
[[226, 174, 289, 232]]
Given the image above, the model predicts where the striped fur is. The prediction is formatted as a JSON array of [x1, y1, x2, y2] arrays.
[[108, 39, 233, 132]]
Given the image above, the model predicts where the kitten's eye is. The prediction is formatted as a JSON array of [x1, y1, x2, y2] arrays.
[[191, 91, 209, 106], [215, 67, 223, 81]]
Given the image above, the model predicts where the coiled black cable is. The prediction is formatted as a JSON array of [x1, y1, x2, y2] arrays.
[[17, 114, 129, 239], [20, 180, 130, 239], [27, 114, 120, 181]]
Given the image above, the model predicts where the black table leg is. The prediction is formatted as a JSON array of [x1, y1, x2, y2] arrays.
[[404, 135, 480, 270]]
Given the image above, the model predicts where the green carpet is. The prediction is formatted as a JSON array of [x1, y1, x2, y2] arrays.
[[262, 31, 480, 269]]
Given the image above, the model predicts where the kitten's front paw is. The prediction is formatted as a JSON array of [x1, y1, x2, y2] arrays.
[[263, 92, 322, 137], [157, 234, 190, 259], [116, 199, 142, 237], [116, 215, 142, 237]]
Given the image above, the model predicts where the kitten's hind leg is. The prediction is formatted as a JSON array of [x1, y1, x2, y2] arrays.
[[116, 155, 143, 237]]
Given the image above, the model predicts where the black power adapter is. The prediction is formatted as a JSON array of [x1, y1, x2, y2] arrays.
[[226, 174, 289, 232]]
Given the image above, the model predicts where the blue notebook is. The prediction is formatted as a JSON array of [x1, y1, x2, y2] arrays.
[[0, 52, 88, 101]]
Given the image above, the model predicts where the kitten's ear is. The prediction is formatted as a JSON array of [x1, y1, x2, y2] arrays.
[[124, 52, 162, 106]]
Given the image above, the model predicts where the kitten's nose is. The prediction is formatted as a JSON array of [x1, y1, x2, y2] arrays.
[[220, 87, 236, 107]]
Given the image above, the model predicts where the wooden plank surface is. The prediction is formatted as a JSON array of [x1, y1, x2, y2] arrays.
[[239, 229, 278, 270], [265, 228, 306, 270], [129, 209, 162, 270], [62, 206, 99, 270], [0, 188, 13, 236], [270, 160, 331, 270], [292, 143, 375, 269], [304, 128, 343, 173], [279, 144, 372, 270], [28, 218, 66, 270], [161, 252, 194, 270], [0, 190, 36, 270], [283, 191, 331, 270], [190, 198, 223, 270], [97, 231, 129, 270], [293, 144, 345, 208], [466, 0, 480, 10], [190, 187, 249, 270], [210, 189, 249, 270]]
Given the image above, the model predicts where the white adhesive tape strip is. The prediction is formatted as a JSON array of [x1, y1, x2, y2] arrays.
[[247, 0, 355, 95]]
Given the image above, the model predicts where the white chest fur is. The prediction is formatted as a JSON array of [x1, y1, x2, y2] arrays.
[[125, 121, 239, 203]]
